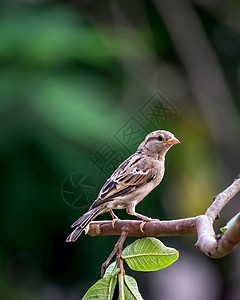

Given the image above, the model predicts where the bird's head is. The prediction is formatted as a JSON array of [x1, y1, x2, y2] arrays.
[[138, 130, 180, 159]]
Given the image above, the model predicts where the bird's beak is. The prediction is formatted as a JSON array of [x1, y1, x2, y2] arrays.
[[167, 137, 180, 145]]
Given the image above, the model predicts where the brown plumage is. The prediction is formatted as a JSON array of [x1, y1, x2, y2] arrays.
[[66, 130, 180, 242]]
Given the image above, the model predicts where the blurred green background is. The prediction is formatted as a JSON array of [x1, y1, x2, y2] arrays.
[[0, 0, 240, 299]]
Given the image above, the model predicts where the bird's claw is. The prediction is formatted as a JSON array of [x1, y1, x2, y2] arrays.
[[112, 217, 121, 229], [139, 218, 160, 232], [140, 221, 146, 232]]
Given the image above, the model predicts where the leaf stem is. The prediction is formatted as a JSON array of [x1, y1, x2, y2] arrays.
[[118, 274, 125, 300]]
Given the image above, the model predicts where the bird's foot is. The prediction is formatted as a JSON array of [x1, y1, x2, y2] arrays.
[[139, 218, 160, 232], [109, 210, 120, 229], [112, 217, 121, 229]]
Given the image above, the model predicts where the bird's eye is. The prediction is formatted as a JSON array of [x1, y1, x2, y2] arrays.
[[157, 135, 163, 141]]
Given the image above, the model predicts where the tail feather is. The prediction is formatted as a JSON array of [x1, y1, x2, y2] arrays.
[[66, 208, 100, 242], [71, 210, 96, 228]]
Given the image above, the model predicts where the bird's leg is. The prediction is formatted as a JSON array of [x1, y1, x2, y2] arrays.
[[109, 210, 120, 228], [126, 204, 159, 232], [131, 212, 156, 222], [126, 204, 159, 221], [110, 210, 119, 219]]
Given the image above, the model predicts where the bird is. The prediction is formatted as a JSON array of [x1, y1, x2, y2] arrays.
[[66, 130, 180, 242]]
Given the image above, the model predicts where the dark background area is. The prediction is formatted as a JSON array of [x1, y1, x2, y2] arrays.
[[0, 0, 240, 299]]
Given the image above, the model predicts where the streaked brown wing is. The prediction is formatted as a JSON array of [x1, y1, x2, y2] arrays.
[[90, 156, 156, 209]]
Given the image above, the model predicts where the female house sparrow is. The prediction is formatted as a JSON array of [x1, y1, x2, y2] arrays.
[[66, 130, 180, 242]]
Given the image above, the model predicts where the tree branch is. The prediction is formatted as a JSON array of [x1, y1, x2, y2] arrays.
[[206, 176, 240, 222], [88, 217, 197, 237], [87, 176, 240, 259]]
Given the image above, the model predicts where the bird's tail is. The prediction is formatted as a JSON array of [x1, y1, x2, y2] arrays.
[[66, 207, 100, 242]]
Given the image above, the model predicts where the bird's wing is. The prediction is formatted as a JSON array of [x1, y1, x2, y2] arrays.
[[90, 155, 157, 209]]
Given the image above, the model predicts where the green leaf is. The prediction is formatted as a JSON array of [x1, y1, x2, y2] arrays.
[[82, 275, 117, 300], [122, 237, 179, 272], [104, 262, 119, 277], [220, 212, 240, 232], [122, 275, 144, 300]]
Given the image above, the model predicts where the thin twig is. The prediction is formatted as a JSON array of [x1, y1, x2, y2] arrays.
[[116, 231, 128, 275], [101, 243, 118, 278], [101, 228, 128, 277]]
